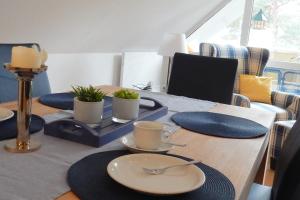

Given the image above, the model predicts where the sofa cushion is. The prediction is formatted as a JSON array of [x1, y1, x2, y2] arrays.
[[240, 75, 272, 104], [275, 120, 296, 129], [247, 183, 271, 200], [251, 102, 296, 121]]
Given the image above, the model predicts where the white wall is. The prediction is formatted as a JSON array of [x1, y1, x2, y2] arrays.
[[1, 0, 230, 91], [47, 53, 121, 92], [0, 0, 228, 53]]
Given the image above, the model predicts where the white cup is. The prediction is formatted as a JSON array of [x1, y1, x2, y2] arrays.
[[133, 121, 173, 150]]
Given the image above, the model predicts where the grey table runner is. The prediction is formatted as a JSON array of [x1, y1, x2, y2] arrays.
[[0, 92, 216, 200], [140, 91, 215, 112]]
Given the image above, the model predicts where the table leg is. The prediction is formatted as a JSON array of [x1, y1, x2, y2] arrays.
[[254, 147, 268, 184]]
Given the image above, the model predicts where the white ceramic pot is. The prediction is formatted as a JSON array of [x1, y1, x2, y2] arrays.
[[74, 97, 104, 124], [112, 97, 140, 121]]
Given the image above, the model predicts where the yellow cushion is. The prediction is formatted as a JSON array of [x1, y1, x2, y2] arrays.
[[239, 74, 272, 104]]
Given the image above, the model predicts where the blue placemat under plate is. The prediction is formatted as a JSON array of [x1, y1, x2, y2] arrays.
[[171, 112, 268, 139], [39, 92, 112, 111], [0, 111, 45, 141], [67, 150, 235, 200]]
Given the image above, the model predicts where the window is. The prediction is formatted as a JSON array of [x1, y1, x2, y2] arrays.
[[248, 0, 300, 63], [249, 0, 300, 94], [187, 0, 246, 52]]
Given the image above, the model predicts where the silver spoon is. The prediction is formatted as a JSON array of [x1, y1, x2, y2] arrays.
[[143, 160, 200, 175]]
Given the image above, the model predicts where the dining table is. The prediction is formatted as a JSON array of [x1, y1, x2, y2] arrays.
[[0, 85, 276, 200]]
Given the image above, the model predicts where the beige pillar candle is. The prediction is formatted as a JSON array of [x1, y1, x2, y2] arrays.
[[41, 49, 48, 64], [11, 46, 42, 68]]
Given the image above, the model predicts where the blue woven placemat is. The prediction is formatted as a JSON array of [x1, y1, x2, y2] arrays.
[[0, 111, 45, 141], [171, 112, 268, 139], [39, 92, 112, 110], [67, 150, 235, 200]]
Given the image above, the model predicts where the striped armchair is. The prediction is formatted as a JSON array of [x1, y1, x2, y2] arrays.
[[199, 43, 300, 122]]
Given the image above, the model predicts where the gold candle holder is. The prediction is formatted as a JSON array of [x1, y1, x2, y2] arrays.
[[4, 64, 47, 153]]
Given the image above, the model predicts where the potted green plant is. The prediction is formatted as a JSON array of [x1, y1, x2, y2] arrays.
[[112, 89, 140, 122], [72, 85, 106, 124]]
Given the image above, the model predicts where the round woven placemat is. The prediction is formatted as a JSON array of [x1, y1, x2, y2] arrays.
[[39, 92, 75, 110], [171, 112, 268, 139], [0, 111, 45, 141], [39, 92, 112, 110], [67, 150, 235, 200]]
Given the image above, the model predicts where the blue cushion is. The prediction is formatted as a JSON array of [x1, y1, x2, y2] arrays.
[[247, 183, 271, 200], [0, 44, 51, 103], [168, 53, 238, 104]]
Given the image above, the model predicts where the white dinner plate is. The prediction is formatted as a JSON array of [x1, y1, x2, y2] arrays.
[[0, 107, 14, 122], [107, 153, 205, 195], [121, 134, 173, 153]]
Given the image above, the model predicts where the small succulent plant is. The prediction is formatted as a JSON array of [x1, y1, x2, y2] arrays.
[[72, 85, 106, 102], [113, 89, 139, 99]]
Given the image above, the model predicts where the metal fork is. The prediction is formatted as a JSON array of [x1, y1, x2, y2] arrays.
[[143, 160, 200, 175], [163, 142, 187, 147]]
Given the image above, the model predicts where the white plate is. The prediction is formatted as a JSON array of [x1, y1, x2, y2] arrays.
[[121, 134, 173, 153], [107, 153, 205, 195], [0, 108, 14, 122]]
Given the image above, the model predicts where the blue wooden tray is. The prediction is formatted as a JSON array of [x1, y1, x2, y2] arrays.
[[44, 97, 168, 147]]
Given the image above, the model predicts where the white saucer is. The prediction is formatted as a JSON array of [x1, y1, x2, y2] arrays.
[[107, 153, 206, 195], [121, 134, 173, 153], [0, 108, 14, 122]]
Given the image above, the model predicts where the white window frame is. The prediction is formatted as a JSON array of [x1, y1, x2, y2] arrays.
[[240, 0, 253, 46]]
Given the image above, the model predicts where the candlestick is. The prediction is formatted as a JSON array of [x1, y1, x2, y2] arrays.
[[4, 64, 47, 153]]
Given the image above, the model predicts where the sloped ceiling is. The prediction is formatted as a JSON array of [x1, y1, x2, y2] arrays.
[[0, 0, 229, 53]]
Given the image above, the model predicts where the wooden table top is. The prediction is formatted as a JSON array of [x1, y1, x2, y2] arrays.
[[1, 85, 276, 200]]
